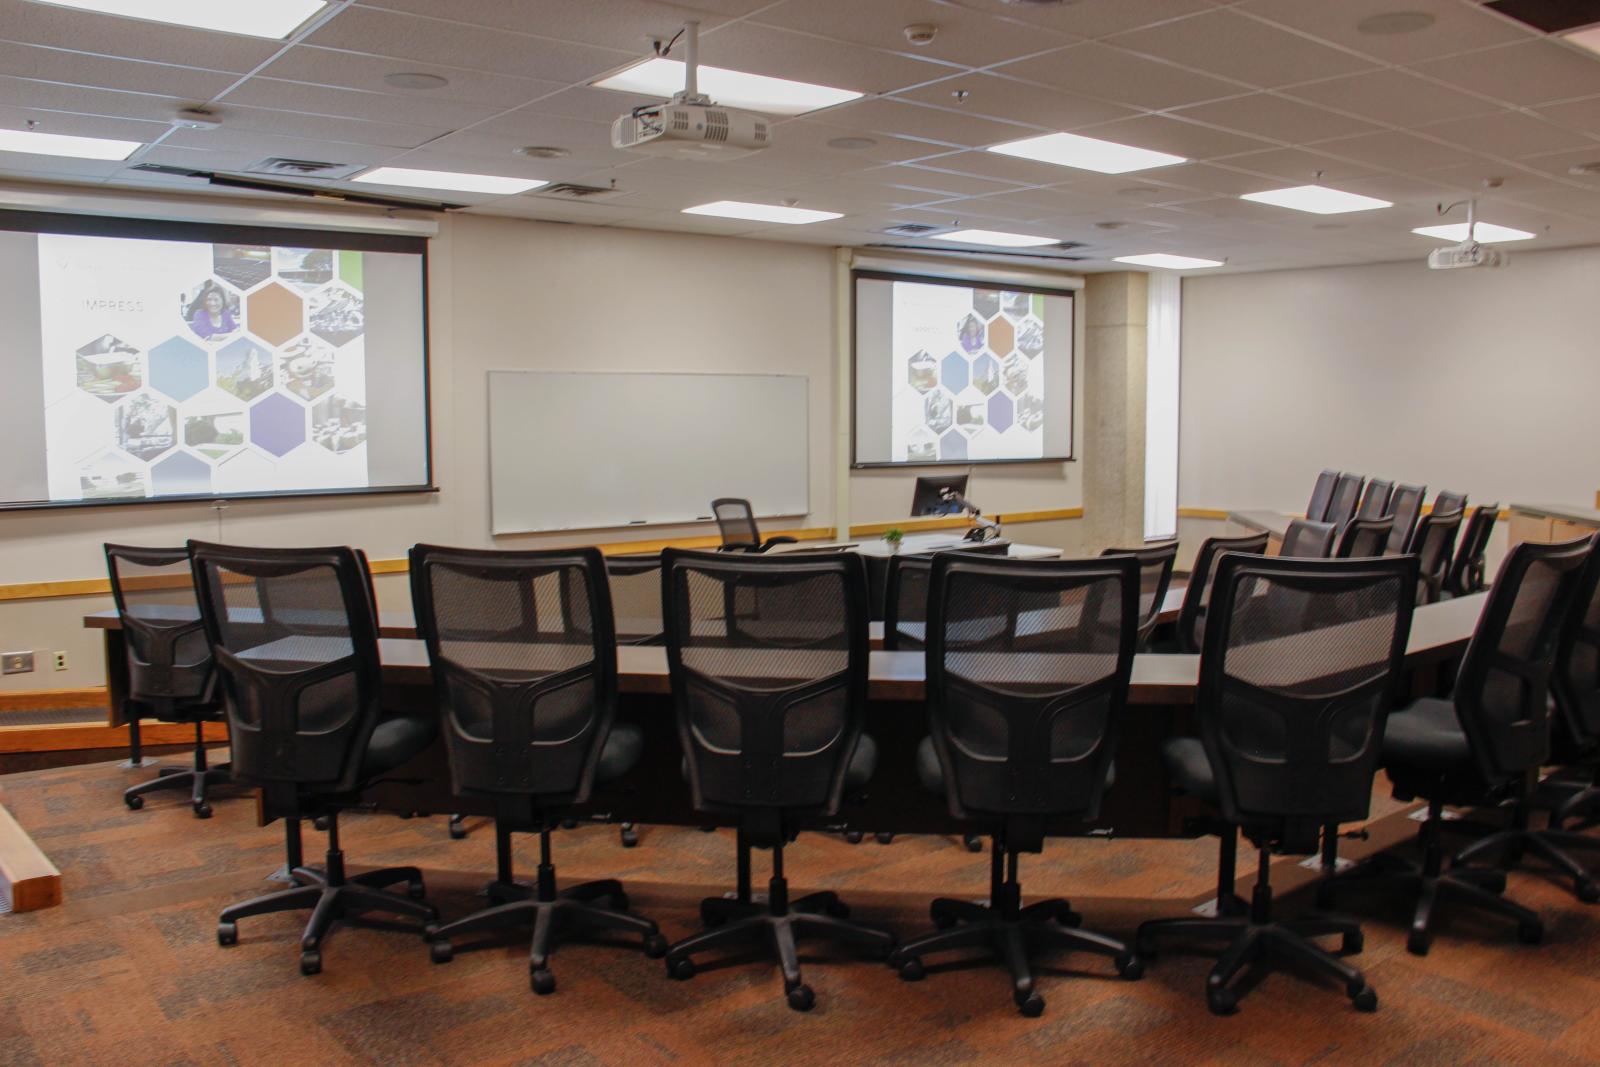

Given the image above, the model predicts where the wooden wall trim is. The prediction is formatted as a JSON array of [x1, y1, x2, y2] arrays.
[[0, 802, 61, 912], [0, 687, 107, 712], [0, 720, 227, 753], [1176, 507, 1231, 520], [848, 507, 1083, 538]]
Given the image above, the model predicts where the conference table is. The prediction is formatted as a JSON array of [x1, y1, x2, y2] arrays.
[[84, 591, 1484, 841]]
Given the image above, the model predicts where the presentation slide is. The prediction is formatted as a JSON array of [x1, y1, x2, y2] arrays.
[[0, 219, 430, 508], [854, 273, 1073, 466]]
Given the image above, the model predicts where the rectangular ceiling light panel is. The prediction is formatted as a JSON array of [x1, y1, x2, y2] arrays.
[[36, 0, 327, 38], [989, 132, 1187, 174], [1240, 185, 1392, 214], [594, 58, 862, 117]]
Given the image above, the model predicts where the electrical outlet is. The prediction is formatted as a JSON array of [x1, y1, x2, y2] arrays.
[[2, 651, 34, 675], [53, 651, 68, 672]]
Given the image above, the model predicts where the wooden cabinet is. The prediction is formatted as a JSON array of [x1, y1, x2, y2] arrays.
[[1508, 506, 1600, 547]]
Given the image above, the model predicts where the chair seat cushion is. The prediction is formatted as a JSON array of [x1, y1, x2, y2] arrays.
[[1381, 698, 1472, 774], [361, 713, 438, 779], [1161, 736, 1216, 803], [915, 735, 1113, 796], [598, 722, 645, 784]]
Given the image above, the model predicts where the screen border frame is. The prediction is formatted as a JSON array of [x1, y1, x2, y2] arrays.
[[849, 267, 1076, 469], [0, 208, 437, 513]]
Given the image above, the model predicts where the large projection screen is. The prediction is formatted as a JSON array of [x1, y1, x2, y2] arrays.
[[0, 211, 431, 510], [853, 270, 1074, 467]]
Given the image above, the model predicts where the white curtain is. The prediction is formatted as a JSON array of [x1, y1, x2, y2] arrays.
[[1144, 272, 1180, 541]]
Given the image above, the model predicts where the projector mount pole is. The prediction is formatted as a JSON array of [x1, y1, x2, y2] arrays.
[[668, 20, 711, 107], [1435, 197, 1478, 243]]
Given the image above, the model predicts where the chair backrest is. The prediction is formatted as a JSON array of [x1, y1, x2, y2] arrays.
[[189, 541, 382, 795], [1445, 505, 1499, 598], [1100, 541, 1179, 648], [1336, 517, 1394, 559], [1177, 532, 1272, 654], [883, 553, 936, 651], [1432, 490, 1468, 517], [1552, 540, 1600, 752], [1198, 554, 1418, 850], [1281, 519, 1337, 558], [1357, 478, 1394, 521], [711, 498, 761, 551], [410, 545, 616, 809], [1385, 484, 1426, 553], [104, 544, 215, 712], [1307, 469, 1339, 522], [1452, 536, 1594, 784], [1324, 472, 1366, 530], [924, 554, 1139, 838], [661, 549, 869, 829], [605, 553, 664, 645], [1408, 508, 1463, 604]]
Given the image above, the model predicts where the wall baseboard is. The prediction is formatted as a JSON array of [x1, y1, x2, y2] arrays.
[[0, 687, 108, 711], [0, 720, 227, 753]]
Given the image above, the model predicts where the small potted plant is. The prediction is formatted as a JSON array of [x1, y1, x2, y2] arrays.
[[884, 527, 904, 552]]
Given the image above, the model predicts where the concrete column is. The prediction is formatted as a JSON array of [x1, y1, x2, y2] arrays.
[[1082, 271, 1148, 550]]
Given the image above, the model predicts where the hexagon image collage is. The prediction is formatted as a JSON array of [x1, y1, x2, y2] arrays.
[[895, 285, 1047, 464], [63, 243, 369, 501]]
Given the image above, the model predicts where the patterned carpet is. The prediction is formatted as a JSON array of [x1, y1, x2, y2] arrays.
[[4, 756, 1600, 1067]]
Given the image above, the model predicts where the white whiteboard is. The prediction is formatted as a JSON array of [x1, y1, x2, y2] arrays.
[[488, 371, 809, 534]]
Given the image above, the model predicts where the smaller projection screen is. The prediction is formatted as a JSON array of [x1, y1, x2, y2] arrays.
[[853, 270, 1074, 467], [0, 211, 431, 509]]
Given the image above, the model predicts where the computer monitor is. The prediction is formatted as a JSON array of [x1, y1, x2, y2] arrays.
[[911, 474, 969, 517]]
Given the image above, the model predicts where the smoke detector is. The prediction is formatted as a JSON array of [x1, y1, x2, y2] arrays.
[[171, 108, 221, 130], [903, 23, 938, 45]]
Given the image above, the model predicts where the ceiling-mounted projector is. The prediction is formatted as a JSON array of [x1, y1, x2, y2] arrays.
[[610, 20, 771, 160], [1427, 241, 1504, 270]]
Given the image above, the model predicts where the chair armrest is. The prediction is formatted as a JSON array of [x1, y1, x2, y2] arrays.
[[760, 536, 799, 551]]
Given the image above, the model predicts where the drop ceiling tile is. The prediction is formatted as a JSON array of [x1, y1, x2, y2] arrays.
[[162, 126, 401, 164], [1419, 109, 1600, 161], [1493, 146, 1600, 182], [1171, 93, 1384, 145], [1496, 186, 1600, 221], [1310, 130, 1497, 172], [1281, 69, 1503, 128], [223, 79, 506, 129], [379, 141, 620, 182], [682, 22, 961, 96], [749, 0, 1077, 67], [1105, 9, 1379, 89], [777, 119, 960, 165], [1533, 95, 1600, 139], [305, 7, 637, 82], [822, 97, 1036, 149], [1237, 0, 1535, 64], [957, 0, 1224, 41], [892, 148, 1081, 186], [0, 0, 281, 73], [867, 161, 1029, 197], [522, 86, 661, 125], [0, 156, 126, 181], [425, 117, 615, 159], [215, 106, 446, 149], [0, 103, 163, 142], [1332, 172, 1464, 205], [963, 184, 1125, 218], [258, 46, 562, 108], [357, 0, 753, 51], [0, 41, 239, 100], [890, 74, 1135, 131], [996, 42, 1248, 111], [1149, 161, 1301, 196], [1410, 40, 1600, 108], [1212, 146, 1378, 184], [1070, 114, 1277, 161], [0, 78, 192, 124]]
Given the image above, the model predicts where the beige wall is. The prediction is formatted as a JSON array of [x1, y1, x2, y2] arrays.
[[2, 214, 1099, 691]]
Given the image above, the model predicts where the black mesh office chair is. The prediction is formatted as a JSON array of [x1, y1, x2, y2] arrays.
[[891, 554, 1144, 1016], [711, 498, 797, 553], [1336, 518, 1394, 558], [1175, 533, 1272, 654], [1324, 472, 1366, 531], [1444, 505, 1499, 598], [1385, 484, 1427, 554], [1409, 508, 1463, 605], [192, 542, 440, 975], [660, 549, 893, 1011], [1281, 519, 1337, 558], [1319, 536, 1593, 955], [1548, 540, 1600, 832], [106, 544, 233, 818], [1307, 469, 1339, 522], [1138, 554, 1416, 1015], [1101, 541, 1179, 650], [1432, 490, 1468, 517], [409, 545, 665, 993], [1357, 478, 1394, 521]]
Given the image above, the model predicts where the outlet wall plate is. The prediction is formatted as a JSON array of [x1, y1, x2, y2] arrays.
[[2, 651, 35, 674]]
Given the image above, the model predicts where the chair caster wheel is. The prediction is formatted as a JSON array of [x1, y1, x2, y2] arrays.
[[408, 881, 427, 901], [875, 832, 894, 845], [897, 957, 925, 982], [963, 835, 983, 853], [430, 940, 454, 964], [531, 968, 556, 995], [1406, 929, 1431, 956], [620, 826, 639, 848], [1207, 987, 1237, 1016], [193, 803, 212, 819], [1351, 984, 1378, 1012], [560, 819, 577, 830], [1014, 990, 1044, 1017], [300, 951, 322, 976], [448, 818, 467, 840], [1114, 953, 1143, 980], [644, 933, 667, 959], [845, 831, 863, 844], [1342, 930, 1364, 954], [1577, 880, 1599, 904], [313, 817, 330, 832], [667, 955, 696, 980], [217, 922, 237, 947], [125, 795, 144, 811], [1518, 920, 1544, 945], [786, 984, 815, 1012]]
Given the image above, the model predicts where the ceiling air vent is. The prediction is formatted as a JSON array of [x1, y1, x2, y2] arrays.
[[129, 163, 204, 177], [881, 222, 954, 238], [531, 182, 632, 203], [244, 157, 365, 180]]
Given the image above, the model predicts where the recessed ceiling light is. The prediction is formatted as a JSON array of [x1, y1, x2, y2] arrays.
[[1356, 11, 1436, 35], [1411, 221, 1536, 242], [827, 136, 877, 150], [935, 228, 1059, 247], [0, 128, 141, 161], [989, 131, 1186, 174], [1565, 25, 1600, 58], [384, 72, 448, 91], [35, 0, 326, 38], [353, 166, 547, 194], [1240, 185, 1392, 214], [1114, 253, 1224, 269], [682, 200, 843, 224], [593, 58, 862, 117], [515, 145, 570, 159], [1569, 161, 1600, 176]]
